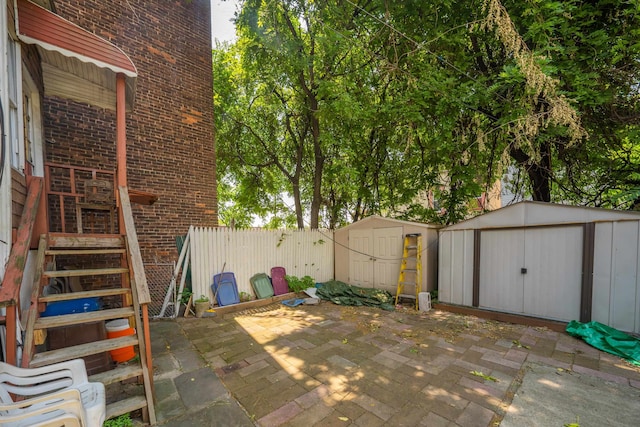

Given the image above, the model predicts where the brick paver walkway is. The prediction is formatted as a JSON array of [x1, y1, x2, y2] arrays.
[[176, 303, 640, 427]]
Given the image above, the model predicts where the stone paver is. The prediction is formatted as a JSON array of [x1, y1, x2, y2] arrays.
[[174, 367, 228, 410], [256, 401, 302, 426], [150, 303, 640, 427], [150, 320, 255, 426]]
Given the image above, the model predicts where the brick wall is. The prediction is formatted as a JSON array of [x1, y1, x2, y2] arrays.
[[44, 0, 217, 262]]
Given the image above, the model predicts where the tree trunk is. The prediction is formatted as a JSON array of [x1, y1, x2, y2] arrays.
[[292, 182, 304, 229], [309, 112, 324, 229], [509, 142, 552, 202]]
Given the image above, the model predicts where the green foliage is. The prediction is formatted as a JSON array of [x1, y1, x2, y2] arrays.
[[512, 340, 531, 349], [194, 294, 209, 303], [564, 416, 580, 427], [239, 291, 254, 302], [215, 0, 640, 226], [430, 290, 438, 303], [470, 370, 498, 382], [179, 289, 192, 305], [104, 414, 132, 427], [285, 275, 315, 293]]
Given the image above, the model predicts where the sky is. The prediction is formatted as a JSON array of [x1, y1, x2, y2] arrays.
[[211, 0, 240, 43]]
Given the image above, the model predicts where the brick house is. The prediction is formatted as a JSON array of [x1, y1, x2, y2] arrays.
[[0, 0, 216, 422], [45, 0, 218, 259]]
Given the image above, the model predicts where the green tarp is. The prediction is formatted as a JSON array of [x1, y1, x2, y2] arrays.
[[566, 320, 640, 366], [316, 280, 396, 311]]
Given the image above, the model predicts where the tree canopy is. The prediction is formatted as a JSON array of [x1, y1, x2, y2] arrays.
[[214, 0, 640, 228]]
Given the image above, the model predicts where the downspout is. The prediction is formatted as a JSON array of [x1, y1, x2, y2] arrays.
[[116, 73, 127, 189]]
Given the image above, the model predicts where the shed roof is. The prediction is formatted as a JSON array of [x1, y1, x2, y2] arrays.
[[443, 201, 640, 231], [16, 0, 136, 110], [337, 215, 440, 231]]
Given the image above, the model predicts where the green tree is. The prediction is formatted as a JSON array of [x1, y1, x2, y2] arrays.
[[215, 0, 640, 229], [216, 0, 436, 228], [370, 0, 639, 215]]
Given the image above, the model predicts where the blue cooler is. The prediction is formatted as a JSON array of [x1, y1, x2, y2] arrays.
[[41, 297, 101, 317]]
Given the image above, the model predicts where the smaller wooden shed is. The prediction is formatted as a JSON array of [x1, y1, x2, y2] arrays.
[[438, 201, 640, 333], [334, 216, 440, 295]]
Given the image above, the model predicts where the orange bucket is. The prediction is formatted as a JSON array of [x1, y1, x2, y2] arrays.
[[106, 319, 136, 362]]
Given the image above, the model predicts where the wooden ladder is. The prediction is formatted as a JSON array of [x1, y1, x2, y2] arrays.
[[22, 190, 156, 424]]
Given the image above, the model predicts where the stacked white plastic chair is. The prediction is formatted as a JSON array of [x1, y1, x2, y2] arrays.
[[0, 359, 105, 427]]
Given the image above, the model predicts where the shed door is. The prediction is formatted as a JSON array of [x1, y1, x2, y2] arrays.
[[349, 230, 374, 288], [373, 227, 404, 293], [523, 226, 582, 320], [349, 227, 403, 292], [479, 226, 583, 321], [479, 229, 525, 313]]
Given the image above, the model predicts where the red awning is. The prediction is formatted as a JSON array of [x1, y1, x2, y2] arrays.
[[15, 0, 137, 110]]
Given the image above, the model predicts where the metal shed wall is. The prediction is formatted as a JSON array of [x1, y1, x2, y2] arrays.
[[438, 229, 474, 306], [592, 221, 640, 333], [438, 202, 640, 333], [334, 216, 439, 293], [444, 201, 640, 230]]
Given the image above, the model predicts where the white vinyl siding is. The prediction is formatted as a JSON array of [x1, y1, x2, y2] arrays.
[[1, 0, 11, 270]]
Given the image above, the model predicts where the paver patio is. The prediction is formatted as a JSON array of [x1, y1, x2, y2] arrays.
[[155, 302, 640, 426]]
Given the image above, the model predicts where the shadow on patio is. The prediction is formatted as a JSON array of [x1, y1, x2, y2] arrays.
[[150, 302, 640, 427], [150, 302, 640, 426]]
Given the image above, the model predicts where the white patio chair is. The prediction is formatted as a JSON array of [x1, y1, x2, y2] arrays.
[[0, 388, 86, 426], [0, 359, 105, 427]]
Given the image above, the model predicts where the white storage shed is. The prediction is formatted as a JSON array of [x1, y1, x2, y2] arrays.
[[438, 201, 640, 333], [334, 216, 440, 295]]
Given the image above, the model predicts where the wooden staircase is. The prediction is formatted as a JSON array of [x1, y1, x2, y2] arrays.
[[22, 188, 156, 424]]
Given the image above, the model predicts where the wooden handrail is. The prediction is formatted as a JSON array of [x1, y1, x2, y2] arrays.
[[118, 186, 151, 305], [0, 177, 43, 306], [21, 235, 47, 367], [118, 185, 156, 420], [0, 177, 43, 366]]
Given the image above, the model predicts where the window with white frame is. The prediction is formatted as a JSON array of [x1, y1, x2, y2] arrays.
[[23, 93, 33, 164], [7, 35, 22, 172], [22, 67, 44, 176], [22, 68, 43, 176]]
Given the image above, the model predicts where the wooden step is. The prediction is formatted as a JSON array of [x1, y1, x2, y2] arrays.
[[39, 288, 131, 303], [90, 363, 143, 385], [47, 234, 125, 249], [398, 293, 417, 299], [43, 267, 129, 278], [34, 307, 134, 329], [45, 248, 126, 256], [106, 395, 147, 421], [30, 335, 138, 367]]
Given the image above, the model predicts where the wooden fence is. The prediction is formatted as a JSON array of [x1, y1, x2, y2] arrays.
[[189, 227, 335, 300]]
